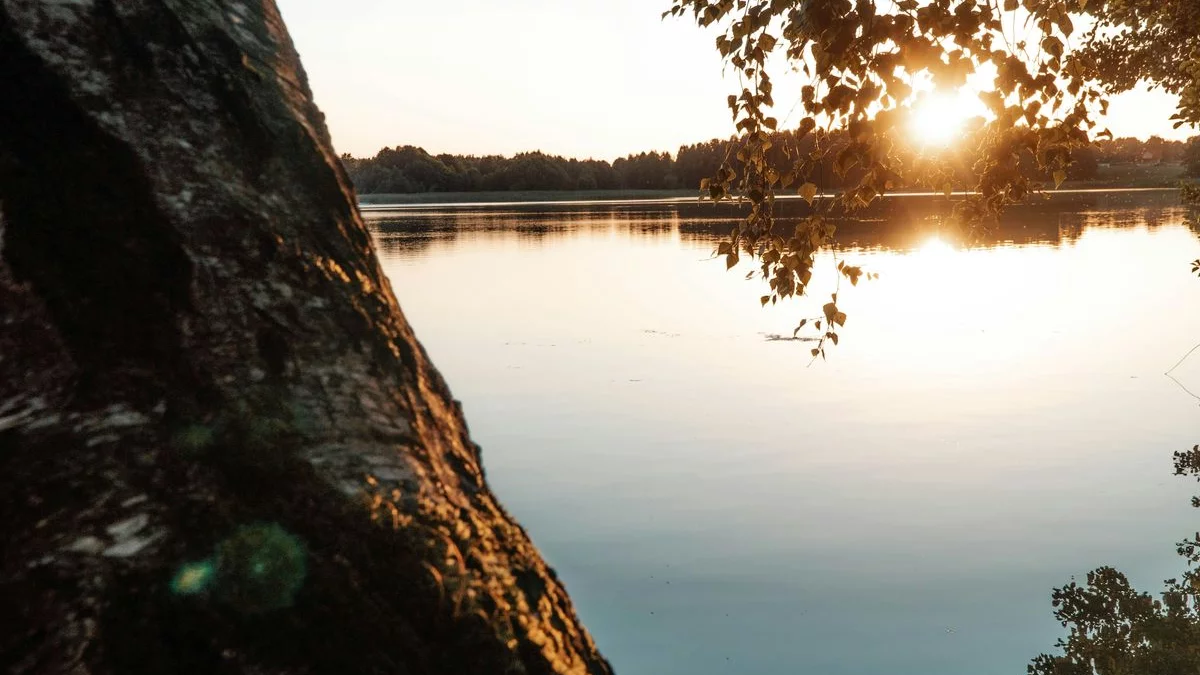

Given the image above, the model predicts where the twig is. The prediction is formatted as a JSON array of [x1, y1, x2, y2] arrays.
[[1166, 341, 1200, 403]]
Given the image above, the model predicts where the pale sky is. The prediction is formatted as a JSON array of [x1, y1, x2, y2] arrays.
[[277, 1, 1196, 161]]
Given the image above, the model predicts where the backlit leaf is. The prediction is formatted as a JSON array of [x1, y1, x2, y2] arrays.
[[800, 182, 818, 205]]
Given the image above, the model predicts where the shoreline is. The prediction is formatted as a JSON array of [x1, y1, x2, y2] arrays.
[[358, 186, 1182, 211]]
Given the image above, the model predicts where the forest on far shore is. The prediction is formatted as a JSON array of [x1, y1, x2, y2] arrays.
[[341, 133, 1200, 195]]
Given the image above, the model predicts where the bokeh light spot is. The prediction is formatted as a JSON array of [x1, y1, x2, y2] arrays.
[[171, 560, 215, 596]]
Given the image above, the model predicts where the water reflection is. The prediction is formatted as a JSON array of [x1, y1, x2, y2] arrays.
[[367, 191, 1200, 675], [370, 190, 1187, 258]]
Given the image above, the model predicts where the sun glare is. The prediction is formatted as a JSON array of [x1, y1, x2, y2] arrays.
[[909, 93, 972, 147], [908, 236, 969, 302], [918, 236, 955, 258]]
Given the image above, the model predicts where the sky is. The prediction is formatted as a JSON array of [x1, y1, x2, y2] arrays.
[[277, 0, 1196, 161]]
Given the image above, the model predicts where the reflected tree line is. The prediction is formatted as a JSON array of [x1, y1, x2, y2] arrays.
[[366, 191, 1191, 258], [341, 134, 1200, 195]]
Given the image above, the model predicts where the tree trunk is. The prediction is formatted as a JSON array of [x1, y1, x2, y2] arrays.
[[0, 3, 612, 674]]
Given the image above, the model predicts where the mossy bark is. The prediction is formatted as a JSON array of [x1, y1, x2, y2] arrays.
[[0, 3, 611, 674]]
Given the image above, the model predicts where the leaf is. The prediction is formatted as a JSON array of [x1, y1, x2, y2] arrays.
[[1053, 170, 1067, 188], [1003, 0, 1018, 9], [1056, 13, 1074, 37], [811, 348, 820, 357], [800, 182, 818, 205], [717, 241, 732, 255], [761, 295, 770, 306], [1041, 36, 1064, 59], [823, 302, 837, 323], [726, 253, 739, 269], [830, 333, 839, 346], [833, 311, 847, 327]]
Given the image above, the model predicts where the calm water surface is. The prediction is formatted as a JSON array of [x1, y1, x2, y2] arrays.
[[366, 192, 1200, 675]]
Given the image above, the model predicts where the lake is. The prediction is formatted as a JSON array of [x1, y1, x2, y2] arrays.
[[365, 191, 1200, 675]]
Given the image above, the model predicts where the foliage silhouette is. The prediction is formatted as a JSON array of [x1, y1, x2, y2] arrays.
[[1029, 445, 1200, 675]]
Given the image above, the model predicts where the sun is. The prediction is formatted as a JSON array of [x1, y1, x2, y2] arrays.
[[908, 92, 972, 147]]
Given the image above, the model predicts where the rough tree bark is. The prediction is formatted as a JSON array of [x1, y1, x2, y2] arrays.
[[0, 2, 612, 674]]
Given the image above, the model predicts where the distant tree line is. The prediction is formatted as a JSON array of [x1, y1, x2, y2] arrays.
[[340, 147, 676, 194], [341, 134, 1200, 195]]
